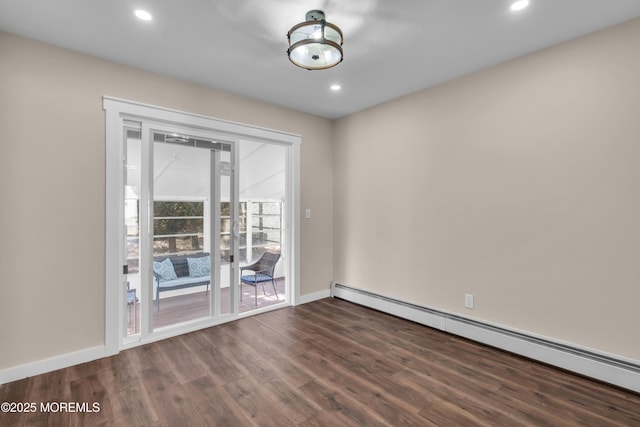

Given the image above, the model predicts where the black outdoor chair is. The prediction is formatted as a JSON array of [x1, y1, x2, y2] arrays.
[[240, 251, 281, 306]]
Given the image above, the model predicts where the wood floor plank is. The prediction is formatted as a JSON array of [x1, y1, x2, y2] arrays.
[[381, 339, 574, 425], [291, 351, 434, 425], [109, 381, 159, 426], [67, 373, 112, 426], [139, 368, 202, 426], [23, 370, 73, 427], [156, 334, 212, 385], [181, 376, 255, 427], [387, 333, 634, 426], [2, 298, 639, 426], [259, 379, 322, 424], [211, 335, 282, 386], [180, 330, 245, 386], [393, 366, 560, 427], [262, 356, 314, 389], [224, 315, 310, 359], [297, 380, 392, 427], [223, 376, 298, 427]]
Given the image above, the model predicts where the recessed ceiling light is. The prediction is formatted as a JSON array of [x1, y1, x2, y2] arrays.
[[330, 84, 341, 91], [510, 0, 530, 12], [134, 9, 152, 21]]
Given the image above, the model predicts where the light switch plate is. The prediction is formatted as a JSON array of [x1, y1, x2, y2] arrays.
[[465, 294, 474, 309]]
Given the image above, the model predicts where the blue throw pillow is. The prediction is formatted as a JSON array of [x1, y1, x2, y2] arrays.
[[187, 256, 210, 277], [153, 258, 177, 281]]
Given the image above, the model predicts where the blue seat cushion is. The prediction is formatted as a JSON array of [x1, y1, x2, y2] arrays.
[[241, 273, 273, 284], [156, 275, 210, 289]]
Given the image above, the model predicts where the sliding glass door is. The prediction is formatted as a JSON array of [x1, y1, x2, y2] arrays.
[[123, 122, 237, 337]]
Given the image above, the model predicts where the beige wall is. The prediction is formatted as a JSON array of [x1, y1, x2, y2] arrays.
[[334, 18, 640, 361], [2, 16, 639, 374], [0, 32, 333, 370]]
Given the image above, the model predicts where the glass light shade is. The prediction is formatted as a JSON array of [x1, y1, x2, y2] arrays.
[[287, 12, 343, 70]]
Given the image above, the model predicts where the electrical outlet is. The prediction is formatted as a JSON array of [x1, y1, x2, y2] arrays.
[[464, 294, 474, 309]]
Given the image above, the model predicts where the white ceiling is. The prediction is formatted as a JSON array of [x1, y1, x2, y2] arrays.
[[1, 0, 639, 119]]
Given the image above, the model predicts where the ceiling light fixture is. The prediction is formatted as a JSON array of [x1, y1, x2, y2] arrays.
[[330, 84, 341, 91], [287, 10, 343, 70], [510, 0, 530, 12], [134, 9, 152, 21]]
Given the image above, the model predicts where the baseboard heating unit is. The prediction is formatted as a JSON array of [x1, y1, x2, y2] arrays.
[[331, 282, 640, 394]]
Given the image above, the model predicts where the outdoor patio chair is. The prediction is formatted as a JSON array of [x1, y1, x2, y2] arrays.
[[240, 250, 281, 306]]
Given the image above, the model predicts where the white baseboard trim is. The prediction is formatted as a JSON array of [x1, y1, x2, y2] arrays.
[[331, 282, 640, 394], [0, 346, 106, 386], [297, 289, 331, 305]]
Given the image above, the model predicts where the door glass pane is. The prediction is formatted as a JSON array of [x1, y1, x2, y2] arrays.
[[239, 141, 287, 312], [152, 134, 212, 329], [125, 127, 141, 336], [251, 201, 282, 260]]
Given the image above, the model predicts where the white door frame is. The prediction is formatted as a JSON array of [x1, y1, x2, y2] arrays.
[[104, 96, 301, 355]]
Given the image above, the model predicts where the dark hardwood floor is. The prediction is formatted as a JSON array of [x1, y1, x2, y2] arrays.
[[2, 298, 639, 426]]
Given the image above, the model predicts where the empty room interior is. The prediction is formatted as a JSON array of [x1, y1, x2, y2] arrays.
[[1, 1, 639, 425]]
